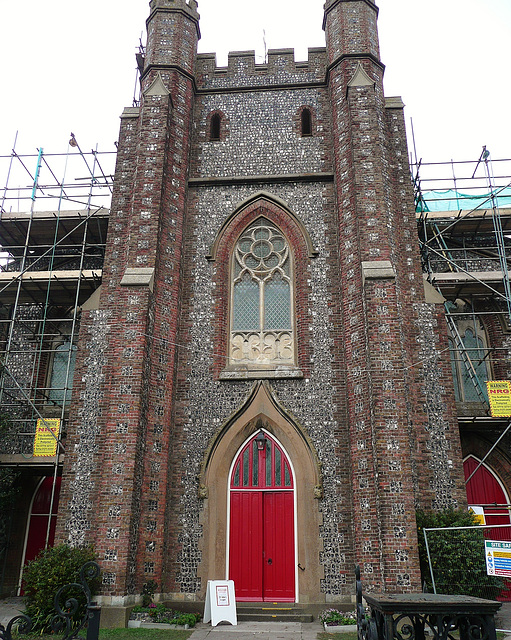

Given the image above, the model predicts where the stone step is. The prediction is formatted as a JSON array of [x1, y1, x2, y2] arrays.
[[236, 605, 313, 623]]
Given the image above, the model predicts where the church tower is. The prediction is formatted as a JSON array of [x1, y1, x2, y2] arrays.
[[54, 0, 467, 614]]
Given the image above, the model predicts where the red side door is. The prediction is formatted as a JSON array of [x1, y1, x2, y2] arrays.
[[21, 476, 61, 594], [24, 476, 61, 564], [464, 457, 511, 600], [465, 457, 511, 537], [263, 491, 295, 601]]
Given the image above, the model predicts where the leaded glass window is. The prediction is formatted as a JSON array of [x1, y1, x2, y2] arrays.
[[448, 319, 490, 403], [230, 219, 294, 366], [48, 340, 77, 405], [230, 433, 294, 489]]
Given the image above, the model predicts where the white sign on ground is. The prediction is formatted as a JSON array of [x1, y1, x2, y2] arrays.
[[203, 580, 237, 627]]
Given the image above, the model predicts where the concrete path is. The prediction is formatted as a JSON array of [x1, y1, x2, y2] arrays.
[[0, 598, 25, 629], [188, 621, 324, 639], [497, 601, 511, 633]]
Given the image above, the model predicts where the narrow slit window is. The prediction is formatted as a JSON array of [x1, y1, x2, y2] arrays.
[[210, 113, 221, 141], [301, 109, 312, 137]]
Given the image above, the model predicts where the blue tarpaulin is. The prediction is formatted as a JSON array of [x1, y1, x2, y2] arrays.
[[416, 188, 511, 213]]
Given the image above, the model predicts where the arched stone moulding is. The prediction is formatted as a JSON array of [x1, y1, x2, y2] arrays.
[[208, 192, 317, 379], [206, 192, 318, 262], [196, 380, 325, 603]]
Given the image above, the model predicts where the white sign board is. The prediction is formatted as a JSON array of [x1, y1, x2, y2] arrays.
[[485, 540, 511, 577], [203, 580, 237, 627]]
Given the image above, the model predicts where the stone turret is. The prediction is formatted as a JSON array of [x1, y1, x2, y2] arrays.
[[142, 0, 200, 91], [57, 0, 201, 601], [323, 0, 380, 63]]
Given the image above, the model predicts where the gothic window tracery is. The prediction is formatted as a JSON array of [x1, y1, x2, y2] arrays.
[[448, 316, 490, 403], [229, 218, 295, 368]]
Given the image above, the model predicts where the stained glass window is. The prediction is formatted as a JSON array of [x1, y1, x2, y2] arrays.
[[230, 433, 294, 489], [230, 218, 294, 366]]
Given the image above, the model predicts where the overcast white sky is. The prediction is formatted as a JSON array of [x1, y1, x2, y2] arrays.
[[1, 0, 510, 181]]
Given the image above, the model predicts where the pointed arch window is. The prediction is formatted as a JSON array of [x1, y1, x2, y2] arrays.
[[448, 318, 490, 403], [48, 338, 77, 406], [229, 218, 295, 370], [231, 432, 294, 490]]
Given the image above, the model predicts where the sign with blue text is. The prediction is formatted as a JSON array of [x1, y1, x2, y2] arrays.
[[485, 540, 511, 577]]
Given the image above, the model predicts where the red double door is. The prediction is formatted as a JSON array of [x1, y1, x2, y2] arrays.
[[229, 433, 295, 602]]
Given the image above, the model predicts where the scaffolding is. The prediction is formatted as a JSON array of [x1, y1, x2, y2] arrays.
[[0, 139, 113, 457], [413, 150, 511, 416]]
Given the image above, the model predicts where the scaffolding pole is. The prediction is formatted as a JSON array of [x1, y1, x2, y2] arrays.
[[412, 151, 511, 406]]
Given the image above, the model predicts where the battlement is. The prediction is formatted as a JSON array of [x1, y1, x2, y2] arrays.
[[196, 47, 327, 90], [149, 0, 199, 21]]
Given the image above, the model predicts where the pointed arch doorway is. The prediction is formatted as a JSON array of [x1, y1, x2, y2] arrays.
[[228, 430, 296, 602], [464, 455, 511, 600], [464, 456, 511, 536]]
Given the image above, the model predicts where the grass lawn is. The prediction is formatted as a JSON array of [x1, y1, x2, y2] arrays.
[[99, 630, 192, 640], [13, 630, 192, 640]]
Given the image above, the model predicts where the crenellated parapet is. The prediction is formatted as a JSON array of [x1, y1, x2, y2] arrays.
[[196, 47, 327, 90]]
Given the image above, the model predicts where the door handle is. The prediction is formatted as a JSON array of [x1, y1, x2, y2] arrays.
[[267, 558, 272, 565]]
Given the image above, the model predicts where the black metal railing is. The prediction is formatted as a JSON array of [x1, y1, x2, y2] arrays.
[[356, 564, 501, 640], [0, 561, 101, 640]]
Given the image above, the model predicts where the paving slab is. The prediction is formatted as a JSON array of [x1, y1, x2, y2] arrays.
[[188, 620, 324, 639], [0, 598, 25, 628]]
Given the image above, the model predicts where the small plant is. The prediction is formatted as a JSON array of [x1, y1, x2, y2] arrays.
[[141, 580, 158, 606], [319, 608, 357, 626], [130, 605, 201, 627]]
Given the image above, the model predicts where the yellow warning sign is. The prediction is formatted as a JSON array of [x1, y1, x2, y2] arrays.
[[469, 506, 486, 525], [487, 381, 511, 417], [33, 418, 61, 457]]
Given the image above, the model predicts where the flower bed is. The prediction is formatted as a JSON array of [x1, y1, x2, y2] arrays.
[[129, 604, 201, 628], [319, 608, 358, 627]]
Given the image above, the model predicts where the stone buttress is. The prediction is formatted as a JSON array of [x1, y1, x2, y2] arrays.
[[56, 0, 200, 599], [323, 0, 465, 592]]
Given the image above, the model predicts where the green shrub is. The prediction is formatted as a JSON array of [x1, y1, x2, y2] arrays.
[[416, 508, 504, 598], [23, 544, 100, 632], [174, 612, 201, 627], [130, 605, 201, 628]]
